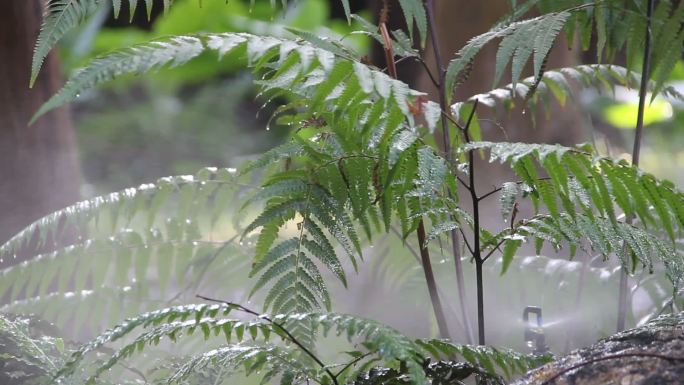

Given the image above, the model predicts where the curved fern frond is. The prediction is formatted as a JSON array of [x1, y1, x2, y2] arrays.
[[34, 33, 429, 128], [0, 313, 64, 382], [534, 1, 684, 97], [511, 213, 684, 286], [450, 64, 684, 120], [168, 344, 312, 385], [32, 0, 169, 87], [0, 167, 250, 327], [416, 339, 552, 380], [464, 142, 684, 241], [56, 306, 428, 384], [31, 0, 310, 87], [0, 167, 240, 260], [57, 305, 546, 385]]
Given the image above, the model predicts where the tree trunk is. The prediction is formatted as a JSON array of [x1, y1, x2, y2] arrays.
[[0, 0, 81, 266]]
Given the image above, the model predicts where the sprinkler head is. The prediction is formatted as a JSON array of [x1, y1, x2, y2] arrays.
[[523, 306, 548, 354]]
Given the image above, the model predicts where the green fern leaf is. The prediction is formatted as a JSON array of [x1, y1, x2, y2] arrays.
[[33, 36, 205, 122], [397, 0, 428, 46], [447, 11, 570, 95]]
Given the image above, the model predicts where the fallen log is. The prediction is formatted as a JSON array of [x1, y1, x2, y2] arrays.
[[515, 312, 684, 385]]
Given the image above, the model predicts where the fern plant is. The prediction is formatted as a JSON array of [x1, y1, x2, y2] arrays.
[[2, 0, 684, 384]]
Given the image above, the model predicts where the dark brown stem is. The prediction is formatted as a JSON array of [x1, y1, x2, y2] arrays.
[[380, 8, 451, 340], [540, 352, 684, 385], [426, 0, 474, 344], [196, 295, 339, 385], [416, 220, 451, 339], [380, 22, 398, 79], [617, 0, 654, 333]]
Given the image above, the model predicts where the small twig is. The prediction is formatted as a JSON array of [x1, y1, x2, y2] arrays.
[[477, 177, 554, 202], [458, 228, 474, 255], [482, 237, 507, 263], [456, 175, 471, 191], [196, 295, 340, 385], [414, 56, 441, 88], [384, 56, 440, 88], [440, 110, 466, 132], [334, 352, 374, 378], [120, 362, 148, 383], [540, 352, 684, 385], [477, 187, 501, 202]]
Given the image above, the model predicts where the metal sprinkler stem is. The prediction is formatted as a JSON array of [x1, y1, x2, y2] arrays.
[[523, 306, 549, 354]]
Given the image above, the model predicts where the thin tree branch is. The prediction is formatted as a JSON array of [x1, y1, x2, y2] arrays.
[[477, 177, 554, 202], [196, 295, 340, 385], [458, 227, 474, 255], [456, 176, 471, 191], [482, 237, 507, 263], [334, 352, 374, 378]]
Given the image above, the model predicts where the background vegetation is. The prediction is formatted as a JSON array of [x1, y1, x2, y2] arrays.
[[1, 0, 684, 384]]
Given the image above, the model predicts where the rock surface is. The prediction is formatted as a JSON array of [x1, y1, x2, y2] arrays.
[[514, 313, 684, 385]]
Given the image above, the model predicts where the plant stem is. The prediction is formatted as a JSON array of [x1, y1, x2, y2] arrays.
[[460, 99, 485, 345], [617, 0, 654, 332], [379, 11, 451, 340], [416, 220, 451, 339], [425, 0, 474, 344]]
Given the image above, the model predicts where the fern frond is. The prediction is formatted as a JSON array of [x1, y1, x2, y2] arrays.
[[348, 15, 420, 59], [168, 344, 312, 385], [464, 141, 684, 241], [446, 10, 571, 97], [31, 0, 316, 87], [416, 339, 552, 380], [397, 0, 428, 46], [31, 0, 173, 87], [57, 307, 430, 384], [244, 180, 358, 315], [0, 167, 240, 259], [35, 33, 428, 129], [513, 213, 684, 285], [533, 1, 684, 95], [0, 313, 64, 381], [57, 302, 552, 385], [0, 167, 247, 324], [451, 64, 684, 119]]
